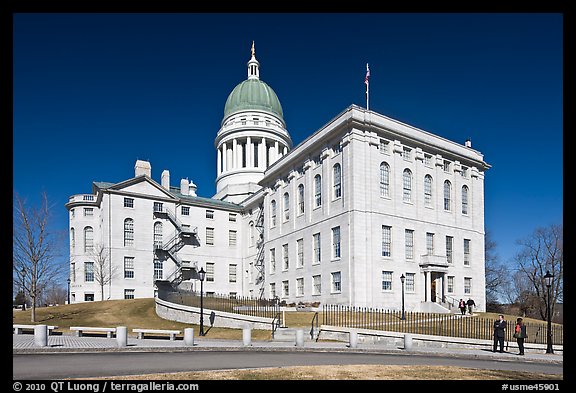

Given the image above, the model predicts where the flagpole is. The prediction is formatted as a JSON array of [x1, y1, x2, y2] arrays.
[[365, 63, 370, 111]]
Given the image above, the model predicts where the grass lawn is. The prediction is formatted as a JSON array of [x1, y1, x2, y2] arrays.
[[12, 298, 271, 340]]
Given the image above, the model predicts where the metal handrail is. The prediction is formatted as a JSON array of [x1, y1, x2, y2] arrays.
[[271, 312, 282, 339], [310, 312, 319, 341]]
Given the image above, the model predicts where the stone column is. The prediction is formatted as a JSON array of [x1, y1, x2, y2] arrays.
[[425, 271, 431, 302], [217, 147, 222, 175], [238, 141, 244, 168], [247, 136, 252, 168], [232, 139, 238, 169], [274, 140, 279, 163], [259, 138, 266, 168], [283, 145, 288, 155], [34, 325, 48, 347], [222, 142, 227, 172]]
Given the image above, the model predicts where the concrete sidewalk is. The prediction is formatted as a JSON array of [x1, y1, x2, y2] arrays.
[[12, 333, 563, 365]]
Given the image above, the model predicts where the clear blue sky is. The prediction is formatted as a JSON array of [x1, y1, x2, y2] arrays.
[[13, 13, 563, 270]]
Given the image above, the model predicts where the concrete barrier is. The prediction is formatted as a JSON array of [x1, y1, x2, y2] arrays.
[[116, 326, 127, 347], [243, 327, 252, 347], [184, 328, 194, 346], [404, 333, 413, 350], [295, 329, 304, 347], [34, 325, 48, 347], [349, 328, 358, 348]]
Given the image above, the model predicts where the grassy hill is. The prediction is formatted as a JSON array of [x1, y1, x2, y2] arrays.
[[12, 298, 272, 340]]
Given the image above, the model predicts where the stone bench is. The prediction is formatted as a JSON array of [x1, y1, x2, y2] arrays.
[[13, 324, 59, 335], [133, 328, 181, 341], [70, 326, 117, 338]]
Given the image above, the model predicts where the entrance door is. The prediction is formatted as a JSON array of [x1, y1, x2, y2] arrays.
[[430, 277, 436, 302]]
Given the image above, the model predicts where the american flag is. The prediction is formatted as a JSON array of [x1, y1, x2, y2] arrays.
[[365, 63, 370, 86]]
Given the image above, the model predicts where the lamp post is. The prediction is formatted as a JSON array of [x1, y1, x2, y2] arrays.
[[198, 267, 206, 336], [400, 274, 406, 320], [544, 270, 554, 354], [67, 278, 71, 305]]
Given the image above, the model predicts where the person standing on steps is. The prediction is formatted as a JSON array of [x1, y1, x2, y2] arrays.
[[514, 317, 528, 355], [466, 297, 476, 315], [458, 299, 467, 315], [493, 314, 507, 353]]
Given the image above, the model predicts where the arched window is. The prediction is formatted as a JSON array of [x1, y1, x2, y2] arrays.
[[297, 184, 305, 215], [124, 218, 134, 246], [461, 185, 469, 215], [283, 192, 290, 221], [444, 180, 452, 211], [70, 227, 75, 251], [333, 163, 342, 199], [84, 226, 93, 253], [314, 174, 322, 208], [403, 169, 412, 202], [153, 222, 163, 248], [424, 175, 433, 206], [270, 200, 277, 227], [379, 162, 390, 197]]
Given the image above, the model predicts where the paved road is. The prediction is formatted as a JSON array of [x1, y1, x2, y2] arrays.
[[13, 351, 563, 380]]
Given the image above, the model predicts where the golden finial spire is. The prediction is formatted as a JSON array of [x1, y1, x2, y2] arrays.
[[251, 40, 255, 58]]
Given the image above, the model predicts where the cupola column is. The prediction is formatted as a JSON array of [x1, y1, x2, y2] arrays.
[[259, 137, 266, 169], [232, 139, 238, 169], [217, 147, 222, 174], [247, 136, 253, 168], [222, 142, 228, 172]]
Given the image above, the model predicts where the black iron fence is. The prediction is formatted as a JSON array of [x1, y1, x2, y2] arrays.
[[158, 286, 279, 319], [322, 304, 563, 345]]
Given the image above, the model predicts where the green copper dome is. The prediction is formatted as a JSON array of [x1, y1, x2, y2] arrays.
[[223, 79, 284, 122]]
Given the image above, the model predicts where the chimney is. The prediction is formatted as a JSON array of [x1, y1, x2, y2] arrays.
[[189, 181, 197, 197], [465, 138, 472, 148], [135, 160, 151, 177], [180, 178, 189, 195], [161, 170, 170, 190]]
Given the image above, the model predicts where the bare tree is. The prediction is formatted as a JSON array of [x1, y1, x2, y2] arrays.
[[484, 230, 510, 308], [42, 282, 68, 306], [13, 192, 65, 322], [514, 223, 563, 321], [89, 242, 117, 301]]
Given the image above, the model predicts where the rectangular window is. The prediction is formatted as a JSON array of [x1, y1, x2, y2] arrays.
[[124, 198, 134, 208], [405, 229, 414, 260], [461, 166, 468, 178], [446, 236, 454, 264], [403, 147, 412, 160], [332, 226, 341, 259], [282, 244, 289, 270], [381, 271, 393, 291], [270, 248, 276, 273], [84, 262, 94, 282], [153, 202, 163, 213], [229, 264, 237, 283], [270, 283, 276, 299], [84, 208, 93, 217], [382, 225, 392, 257], [297, 238, 304, 268], [70, 262, 76, 282], [229, 230, 237, 247], [124, 257, 134, 279], [181, 206, 190, 216], [84, 293, 94, 302], [206, 210, 214, 219], [282, 280, 289, 297], [314, 175, 322, 208], [71, 208, 75, 218], [298, 185, 305, 215], [447, 276, 455, 293], [313, 233, 321, 264], [206, 262, 215, 282], [426, 232, 435, 254], [464, 277, 472, 294], [313, 275, 321, 295], [297, 277, 304, 296], [379, 139, 389, 154], [154, 258, 163, 280], [443, 160, 451, 173], [124, 289, 135, 300], [229, 213, 237, 222], [464, 239, 471, 266], [424, 154, 433, 167], [405, 273, 415, 292], [331, 271, 342, 293], [206, 227, 214, 245], [283, 193, 290, 221]]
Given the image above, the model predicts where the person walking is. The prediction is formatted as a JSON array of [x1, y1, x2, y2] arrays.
[[458, 299, 466, 315], [514, 317, 528, 355], [493, 314, 507, 353], [466, 298, 476, 315]]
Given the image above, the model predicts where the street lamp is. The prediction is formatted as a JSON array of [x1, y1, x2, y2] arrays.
[[67, 278, 71, 305], [544, 270, 554, 354], [198, 267, 206, 336], [400, 274, 406, 320]]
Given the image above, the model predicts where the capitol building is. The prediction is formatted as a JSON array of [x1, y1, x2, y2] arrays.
[[66, 45, 490, 312]]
